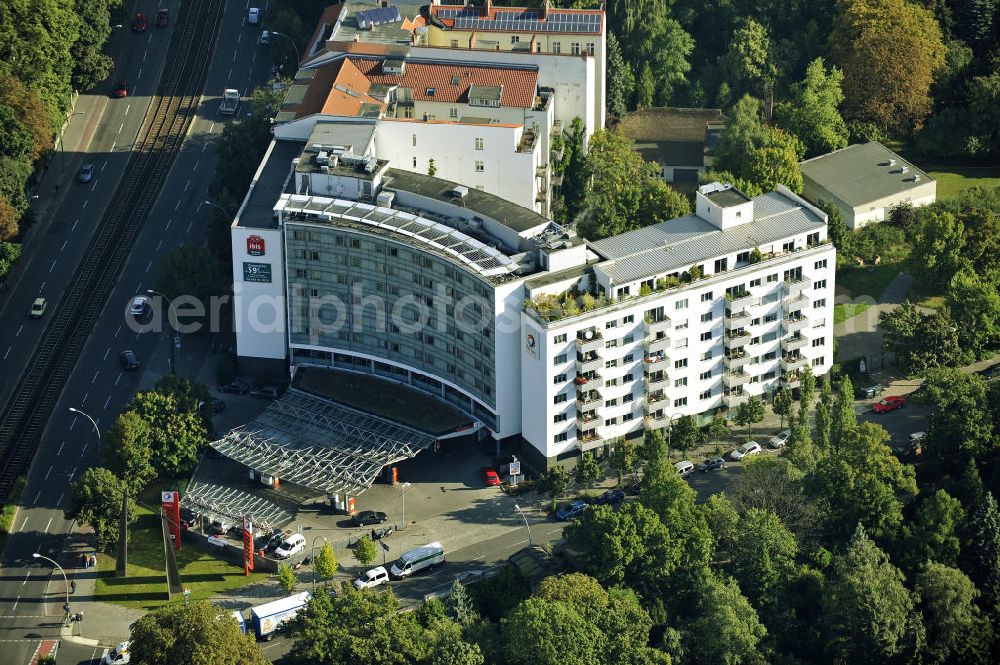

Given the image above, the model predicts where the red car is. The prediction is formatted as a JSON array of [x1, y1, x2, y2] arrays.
[[155, 8, 169, 27], [113, 80, 128, 98], [482, 468, 501, 487], [133, 12, 148, 31], [873, 395, 906, 414]]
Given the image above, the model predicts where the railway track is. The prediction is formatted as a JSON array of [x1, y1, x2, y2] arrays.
[[0, 0, 225, 499]]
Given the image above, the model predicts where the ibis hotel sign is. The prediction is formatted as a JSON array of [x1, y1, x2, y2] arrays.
[[246, 234, 266, 256]]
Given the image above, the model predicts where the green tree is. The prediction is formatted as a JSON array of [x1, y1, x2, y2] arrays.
[[128, 601, 265, 665], [154, 243, 230, 322], [823, 525, 922, 663], [746, 144, 803, 193], [798, 365, 816, 414], [640, 428, 668, 464], [427, 158, 437, 177], [353, 535, 377, 567], [130, 391, 208, 477], [715, 95, 804, 192], [702, 493, 740, 556], [0, 106, 34, 159], [730, 508, 798, 609], [828, 0, 946, 133], [70, 0, 116, 91], [772, 388, 793, 430], [314, 543, 338, 584], [731, 456, 817, 541], [910, 210, 971, 293], [829, 375, 856, 449], [786, 404, 821, 473], [777, 58, 849, 157], [606, 32, 634, 117], [64, 467, 130, 552], [104, 410, 156, 494], [879, 303, 963, 374], [539, 465, 571, 498], [574, 451, 601, 488], [719, 18, 776, 100], [500, 597, 603, 665], [946, 268, 1000, 360], [686, 572, 767, 664], [964, 492, 1000, 618], [447, 580, 479, 628], [278, 564, 298, 592], [915, 562, 991, 665], [814, 398, 832, 452], [608, 437, 636, 485], [918, 368, 996, 464], [669, 415, 699, 457], [902, 490, 965, 568], [639, 459, 714, 572], [734, 395, 765, 440], [636, 62, 655, 107]]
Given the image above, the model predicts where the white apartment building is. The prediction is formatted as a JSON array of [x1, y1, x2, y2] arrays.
[[232, 132, 837, 469]]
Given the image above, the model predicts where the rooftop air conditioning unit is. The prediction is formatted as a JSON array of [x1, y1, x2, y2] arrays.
[[376, 190, 395, 207], [450, 185, 469, 199]]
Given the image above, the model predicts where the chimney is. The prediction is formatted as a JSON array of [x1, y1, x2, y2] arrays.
[[483, 0, 492, 17], [542, 0, 551, 18]]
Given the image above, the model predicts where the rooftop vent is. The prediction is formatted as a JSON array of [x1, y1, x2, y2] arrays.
[[900, 165, 909, 174], [913, 174, 921, 183], [449, 185, 469, 199], [888, 158, 897, 167]]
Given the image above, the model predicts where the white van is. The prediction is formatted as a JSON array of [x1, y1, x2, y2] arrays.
[[390, 542, 444, 579], [674, 460, 695, 477], [104, 641, 130, 664], [248, 7, 260, 24]]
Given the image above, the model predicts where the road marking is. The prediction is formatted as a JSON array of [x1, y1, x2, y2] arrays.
[[110, 141, 116, 152], [81, 391, 88, 404], [143, 48, 147, 61], [187, 221, 193, 233], [237, 32, 242, 45], [82, 199, 88, 210], [57, 440, 65, 456], [71, 218, 79, 232], [2, 347, 9, 360], [194, 159, 200, 171], [60, 240, 67, 252], [165, 218, 171, 230], [91, 182, 97, 192], [228, 66, 233, 79], [15, 324, 22, 337], [22, 572, 29, 586], [202, 142, 209, 152], [104, 394, 112, 410], [175, 199, 181, 210], [44, 466, 52, 480], [119, 122, 125, 134], [145, 259, 152, 273], [18, 516, 28, 532], [92, 369, 100, 384], [102, 160, 108, 171], [81, 442, 88, 457], [115, 325, 121, 338], [69, 467, 77, 482], [38, 282, 45, 292], [56, 492, 64, 507], [44, 517, 52, 533], [196, 201, 203, 212], [209, 122, 215, 133], [156, 238, 162, 251], [12, 596, 19, 612], [69, 418, 75, 431], [137, 67, 143, 79], [125, 103, 131, 116], [116, 372, 122, 386], [49, 259, 57, 272], [251, 51, 256, 65], [232, 50, 237, 62], [103, 347, 110, 361], [33, 491, 40, 505]]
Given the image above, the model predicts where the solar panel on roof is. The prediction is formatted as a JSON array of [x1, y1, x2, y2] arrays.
[[356, 5, 402, 29]]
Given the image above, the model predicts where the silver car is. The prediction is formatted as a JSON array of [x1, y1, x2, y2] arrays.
[[78, 164, 95, 183]]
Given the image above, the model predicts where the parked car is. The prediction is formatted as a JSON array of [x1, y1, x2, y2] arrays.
[[209, 518, 233, 534], [30, 297, 47, 318], [369, 525, 394, 540], [674, 460, 695, 477], [129, 295, 149, 316], [857, 384, 885, 399], [873, 395, 906, 414], [354, 566, 390, 590], [482, 468, 501, 486], [259, 30, 270, 45], [78, 163, 95, 183], [768, 430, 791, 449], [217, 380, 250, 394], [103, 641, 130, 664], [555, 500, 588, 520], [250, 385, 280, 400], [119, 350, 139, 371], [351, 510, 388, 527], [155, 8, 169, 27], [248, 7, 261, 24], [274, 533, 306, 559], [589, 489, 621, 506], [132, 12, 148, 31], [455, 570, 487, 586], [729, 441, 762, 461], [699, 457, 726, 473], [179, 508, 198, 530], [262, 530, 286, 552], [113, 80, 128, 98]]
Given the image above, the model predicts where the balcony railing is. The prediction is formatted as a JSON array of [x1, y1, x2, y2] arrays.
[[726, 292, 753, 309], [575, 330, 603, 353], [723, 370, 751, 388], [576, 390, 602, 408], [724, 351, 750, 370], [783, 275, 812, 296], [574, 371, 602, 386], [724, 392, 750, 408], [577, 428, 602, 444], [781, 335, 807, 352], [577, 417, 599, 433], [644, 335, 671, 354], [576, 409, 600, 423], [725, 309, 752, 328], [781, 372, 802, 387], [646, 391, 667, 405], [644, 350, 668, 365], [576, 354, 602, 374], [785, 293, 809, 313], [783, 316, 808, 333], [780, 355, 808, 372], [644, 414, 668, 429], [643, 316, 671, 336], [644, 372, 668, 389], [725, 330, 751, 349]]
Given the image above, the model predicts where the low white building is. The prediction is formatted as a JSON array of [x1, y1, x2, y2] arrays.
[[800, 141, 937, 229]]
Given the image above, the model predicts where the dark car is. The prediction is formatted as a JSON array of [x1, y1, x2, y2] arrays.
[[555, 500, 588, 520], [132, 12, 148, 31], [856, 384, 885, 399], [155, 8, 169, 27], [217, 380, 250, 394], [262, 530, 286, 552], [179, 508, 198, 529], [113, 80, 128, 98], [699, 457, 726, 473], [120, 350, 139, 370], [250, 385, 280, 400], [78, 163, 95, 183], [351, 510, 388, 527], [593, 489, 625, 506]]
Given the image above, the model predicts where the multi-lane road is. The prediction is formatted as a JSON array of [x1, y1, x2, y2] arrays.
[[0, 1, 270, 661]]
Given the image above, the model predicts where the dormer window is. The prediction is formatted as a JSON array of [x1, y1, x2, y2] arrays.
[[451, 76, 460, 85], [425, 87, 436, 96]]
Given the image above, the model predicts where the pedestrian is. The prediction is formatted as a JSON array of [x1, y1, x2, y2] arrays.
[[91, 552, 97, 569], [84, 554, 90, 569], [70, 580, 76, 594]]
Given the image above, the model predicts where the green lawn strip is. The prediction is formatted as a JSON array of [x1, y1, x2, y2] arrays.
[[95, 489, 267, 610], [927, 167, 1000, 199], [833, 303, 870, 325], [0, 475, 26, 555], [835, 264, 900, 301]]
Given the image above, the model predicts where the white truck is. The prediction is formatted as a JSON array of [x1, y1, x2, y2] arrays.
[[219, 88, 240, 115], [249, 592, 310, 640]]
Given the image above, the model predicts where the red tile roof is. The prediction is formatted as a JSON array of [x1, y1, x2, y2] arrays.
[[303, 4, 344, 65], [291, 59, 386, 118], [349, 57, 538, 107]]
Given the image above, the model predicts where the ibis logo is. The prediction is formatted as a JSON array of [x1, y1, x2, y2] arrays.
[[247, 235, 266, 256]]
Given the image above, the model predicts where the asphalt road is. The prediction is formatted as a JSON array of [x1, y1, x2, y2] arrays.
[[0, 0, 270, 661]]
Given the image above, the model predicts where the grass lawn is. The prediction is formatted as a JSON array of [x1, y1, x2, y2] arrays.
[[297, 367, 468, 434], [95, 493, 267, 610], [835, 264, 900, 300], [834, 303, 869, 325], [0, 475, 25, 554], [927, 166, 1000, 200]]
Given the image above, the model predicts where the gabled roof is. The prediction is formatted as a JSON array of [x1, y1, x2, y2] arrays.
[[288, 59, 387, 118]]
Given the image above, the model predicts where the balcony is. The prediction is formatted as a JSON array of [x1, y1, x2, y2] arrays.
[[576, 389, 602, 408], [783, 316, 808, 333], [783, 275, 812, 296], [574, 371, 602, 387], [646, 390, 667, 406], [724, 350, 750, 370], [785, 293, 809, 313], [644, 413, 668, 430], [725, 330, 751, 349], [578, 429, 604, 451], [723, 370, 751, 388], [726, 291, 753, 310], [575, 330, 602, 354], [644, 350, 668, 366], [643, 315, 671, 336], [644, 334, 671, 354], [644, 372, 668, 389], [536, 164, 547, 178], [781, 335, 807, 352], [725, 308, 752, 328], [780, 371, 802, 388], [576, 353, 602, 374], [724, 391, 750, 408], [576, 408, 600, 424], [780, 355, 808, 372]]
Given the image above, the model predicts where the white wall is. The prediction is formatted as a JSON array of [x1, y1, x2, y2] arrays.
[[232, 226, 287, 360], [493, 280, 526, 439]]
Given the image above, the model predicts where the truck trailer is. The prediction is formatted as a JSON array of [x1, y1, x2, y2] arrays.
[[249, 592, 310, 640]]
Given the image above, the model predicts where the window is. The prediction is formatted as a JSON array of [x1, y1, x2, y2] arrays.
[[700, 312, 713, 323], [412, 157, 417, 168], [714, 258, 728, 273], [449, 107, 458, 118], [814, 259, 828, 270], [815, 298, 826, 308], [767, 273, 778, 283], [554, 413, 567, 423], [604, 417, 618, 427], [450, 39, 458, 48], [554, 432, 568, 443], [606, 320, 617, 329], [623, 373, 634, 382], [623, 354, 634, 363], [475, 161, 484, 172], [623, 393, 634, 403], [763, 350, 777, 361], [676, 298, 688, 310], [812, 337, 826, 347], [701, 291, 713, 302], [412, 134, 417, 147], [554, 334, 567, 344], [310, 251, 320, 260], [605, 378, 619, 387], [552, 41, 561, 53], [554, 393, 567, 404], [674, 397, 688, 408], [511, 35, 520, 43], [813, 357, 825, 367], [815, 279, 827, 290], [700, 331, 713, 341], [425, 87, 436, 96], [700, 389, 713, 400], [605, 339, 618, 349], [622, 412, 635, 423], [764, 312, 778, 323], [737, 251, 750, 264], [623, 334, 634, 344], [674, 358, 688, 369], [762, 331, 778, 343], [623, 314, 635, 324], [293, 249, 305, 259], [571, 42, 580, 55], [554, 354, 567, 364], [587, 43, 595, 55], [700, 370, 713, 380], [553, 374, 567, 384], [674, 377, 688, 388], [750, 278, 762, 288], [605, 359, 618, 369], [701, 350, 714, 361], [605, 398, 618, 407], [475, 138, 484, 150], [675, 338, 688, 349], [783, 241, 795, 252]]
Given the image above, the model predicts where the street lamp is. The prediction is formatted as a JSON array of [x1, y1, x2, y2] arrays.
[[203, 199, 231, 216], [32, 553, 70, 612], [147, 289, 178, 375], [68, 407, 101, 447], [513, 503, 531, 547], [399, 482, 411, 529], [666, 413, 684, 460], [310, 535, 328, 591], [58, 112, 85, 173], [269, 31, 301, 66]]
